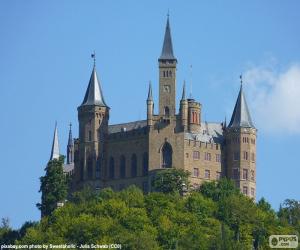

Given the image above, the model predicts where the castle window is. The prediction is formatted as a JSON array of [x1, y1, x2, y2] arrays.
[[131, 154, 137, 177], [232, 168, 239, 179], [243, 186, 248, 195], [109, 157, 115, 179], [216, 172, 221, 180], [242, 169, 248, 180], [216, 154, 221, 162], [204, 169, 210, 179], [251, 170, 255, 181], [163, 71, 166, 77], [193, 168, 199, 177], [193, 151, 200, 160], [251, 153, 255, 162], [164, 106, 170, 117], [87, 157, 93, 180], [88, 130, 92, 141], [233, 152, 240, 161], [162, 142, 172, 168], [243, 151, 248, 160], [204, 152, 211, 161], [120, 155, 126, 178], [143, 152, 148, 176], [251, 188, 255, 197]]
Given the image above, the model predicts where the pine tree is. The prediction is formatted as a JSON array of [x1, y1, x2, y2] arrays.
[[36, 156, 68, 217]]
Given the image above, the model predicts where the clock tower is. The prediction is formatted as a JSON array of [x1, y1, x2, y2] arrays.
[[158, 16, 177, 118]]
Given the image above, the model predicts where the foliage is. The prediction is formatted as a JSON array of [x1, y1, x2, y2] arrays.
[[1, 182, 298, 249], [36, 156, 68, 217], [152, 168, 190, 195]]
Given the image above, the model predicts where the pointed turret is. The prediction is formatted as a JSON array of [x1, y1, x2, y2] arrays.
[[228, 84, 255, 128], [50, 122, 60, 160], [181, 81, 186, 100], [147, 81, 153, 101], [81, 66, 108, 107], [159, 16, 176, 61], [67, 123, 74, 164]]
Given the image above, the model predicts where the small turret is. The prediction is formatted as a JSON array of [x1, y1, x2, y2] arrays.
[[50, 122, 60, 160], [67, 123, 74, 164], [187, 97, 201, 133], [180, 81, 188, 130], [147, 81, 154, 126]]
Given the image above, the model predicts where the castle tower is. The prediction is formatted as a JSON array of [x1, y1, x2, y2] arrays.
[[187, 97, 201, 133], [50, 122, 60, 160], [225, 79, 257, 198], [76, 62, 109, 183], [158, 16, 177, 118], [147, 81, 154, 127], [67, 123, 74, 164], [180, 81, 188, 130]]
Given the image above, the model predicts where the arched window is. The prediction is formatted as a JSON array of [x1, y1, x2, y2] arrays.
[[164, 106, 170, 117], [120, 155, 126, 178], [142, 152, 148, 176], [87, 157, 93, 179], [162, 142, 172, 168], [109, 157, 115, 179], [131, 154, 137, 177]]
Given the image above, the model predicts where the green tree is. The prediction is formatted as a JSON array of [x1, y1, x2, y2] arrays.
[[152, 168, 190, 195], [36, 156, 68, 217]]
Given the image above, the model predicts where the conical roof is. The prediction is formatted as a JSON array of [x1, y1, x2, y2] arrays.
[[147, 82, 153, 101], [159, 17, 176, 61], [81, 66, 107, 107], [228, 85, 255, 128], [50, 122, 60, 160]]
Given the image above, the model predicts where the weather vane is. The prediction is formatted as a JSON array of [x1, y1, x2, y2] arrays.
[[91, 51, 96, 66]]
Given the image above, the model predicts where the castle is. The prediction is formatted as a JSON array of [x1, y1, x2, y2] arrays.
[[49, 17, 257, 198]]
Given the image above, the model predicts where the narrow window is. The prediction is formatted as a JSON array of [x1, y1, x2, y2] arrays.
[[216, 154, 221, 162], [120, 155, 126, 178], [193, 168, 199, 177], [193, 151, 200, 160], [242, 169, 248, 180], [243, 151, 248, 160], [131, 154, 137, 177], [251, 170, 255, 181], [243, 186, 248, 195], [142, 152, 148, 176], [204, 170, 210, 179]]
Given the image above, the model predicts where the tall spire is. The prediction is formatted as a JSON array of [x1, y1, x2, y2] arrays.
[[50, 122, 60, 160], [181, 81, 186, 100], [81, 55, 108, 107], [67, 123, 74, 164], [228, 80, 255, 128], [159, 15, 176, 61], [147, 81, 153, 101]]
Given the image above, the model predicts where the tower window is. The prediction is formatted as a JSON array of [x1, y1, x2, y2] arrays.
[[204, 152, 211, 161], [233, 152, 240, 161], [216, 154, 221, 162], [242, 169, 248, 180], [162, 142, 172, 168], [243, 186, 248, 195], [243, 151, 248, 160], [164, 106, 170, 117], [251, 170, 255, 181]]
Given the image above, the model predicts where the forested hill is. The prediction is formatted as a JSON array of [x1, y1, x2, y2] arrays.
[[1, 178, 299, 249]]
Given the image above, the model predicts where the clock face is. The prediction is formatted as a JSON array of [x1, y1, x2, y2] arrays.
[[163, 85, 170, 93]]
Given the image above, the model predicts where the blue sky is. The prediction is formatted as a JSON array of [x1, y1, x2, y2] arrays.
[[0, 1, 299, 228]]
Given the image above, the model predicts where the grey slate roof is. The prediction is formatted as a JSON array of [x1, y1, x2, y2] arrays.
[[228, 85, 255, 128], [159, 17, 176, 60], [81, 66, 108, 107], [185, 122, 224, 144], [50, 122, 60, 160], [108, 120, 147, 134]]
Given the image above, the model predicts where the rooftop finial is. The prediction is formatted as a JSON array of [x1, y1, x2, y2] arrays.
[[91, 51, 96, 67], [181, 80, 186, 100], [147, 81, 153, 101], [167, 9, 170, 18], [189, 64, 193, 98], [240, 74, 243, 87]]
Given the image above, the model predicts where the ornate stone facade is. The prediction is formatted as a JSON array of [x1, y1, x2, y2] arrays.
[[56, 17, 257, 198]]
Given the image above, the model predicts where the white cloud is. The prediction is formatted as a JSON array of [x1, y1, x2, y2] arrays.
[[244, 63, 300, 134]]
